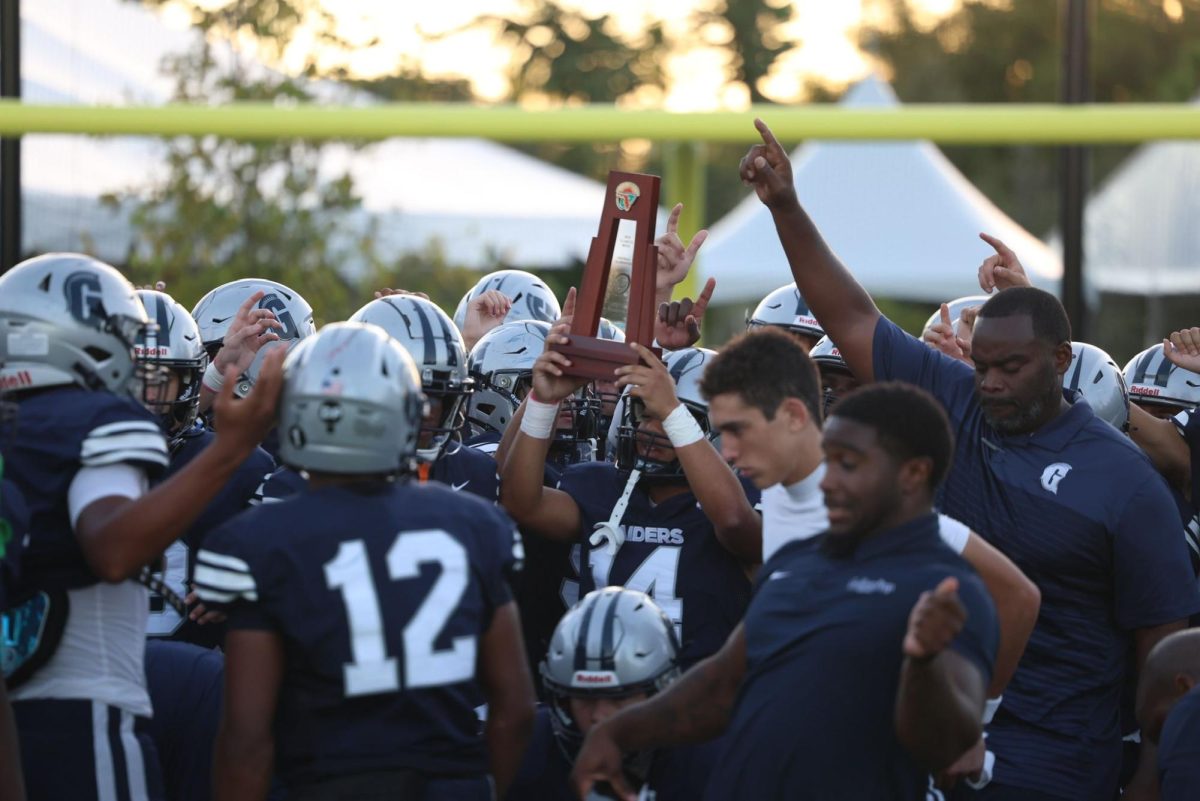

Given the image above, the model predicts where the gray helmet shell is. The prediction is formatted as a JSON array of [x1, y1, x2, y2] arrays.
[[921, 295, 989, 338], [0, 253, 149, 396], [279, 322, 426, 475], [1068, 342, 1129, 431], [1123, 344, 1200, 411], [809, 335, 851, 373], [190, 278, 316, 351], [453, 270, 561, 331], [746, 283, 823, 340], [466, 320, 551, 434], [137, 289, 208, 441], [350, 295, 472, 462]]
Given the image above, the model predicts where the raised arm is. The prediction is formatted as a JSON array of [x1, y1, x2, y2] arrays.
[[497, 322, 585, 541], [895, 578, 987, 771], [739, 119, 881, 381]]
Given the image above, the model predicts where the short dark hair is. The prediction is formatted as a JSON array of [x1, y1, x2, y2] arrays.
[[977, 287, 1071, 346], [831, 382, 954, 491], [700, 328, 823, 425]]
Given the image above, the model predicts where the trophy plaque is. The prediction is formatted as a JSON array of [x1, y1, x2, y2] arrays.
[[551, 171, 661, 380]]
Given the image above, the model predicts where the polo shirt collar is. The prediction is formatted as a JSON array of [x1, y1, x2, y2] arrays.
[[849, 512, 941, 561], [993, 390, 1093, 453]]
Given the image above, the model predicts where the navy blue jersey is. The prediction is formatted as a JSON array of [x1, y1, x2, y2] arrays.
[[1159, 685, 1200, 801], [507, 706, 724, 801], [706, 515, 997, 801], [0, 478, 29, 611], [145, 639, 223, 801], [146, 424, 275, 644], [249, 464, 309, 506], [558, 461, 759, 668], [429, 444, 501, 503], [194, 480, 522, 787], [874, 317, 1200, 798], [2, 388, 168, 595]]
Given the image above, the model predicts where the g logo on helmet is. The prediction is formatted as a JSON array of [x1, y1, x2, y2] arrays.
[[258, 293, 298, 340], [62, 272, 106, 329]]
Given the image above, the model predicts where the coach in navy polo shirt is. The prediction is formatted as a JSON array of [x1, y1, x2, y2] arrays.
[[738, 119, 1200, 800], [570, 383, 998, 801]]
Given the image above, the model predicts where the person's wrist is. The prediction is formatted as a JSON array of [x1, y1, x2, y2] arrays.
[[202, 362, 225, 393], [662, 402, 704, 448]]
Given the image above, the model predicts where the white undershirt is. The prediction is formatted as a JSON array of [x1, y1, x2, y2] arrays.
[[760, 462, 971, 561], [13, 463, 153, 717]]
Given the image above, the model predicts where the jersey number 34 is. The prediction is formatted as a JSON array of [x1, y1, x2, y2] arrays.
[[324, 529, 475, 697]]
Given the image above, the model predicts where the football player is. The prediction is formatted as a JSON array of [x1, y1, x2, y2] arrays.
[[136, 289, 276, 647], [507, 587, 723, 801], [745, 282, 824, 351], [194, 322, 533, 801], [501, 330, 762, 670], [1124, 343, 1200, 421], [453, 269, 561, 350], [0, 253, 282, 801]]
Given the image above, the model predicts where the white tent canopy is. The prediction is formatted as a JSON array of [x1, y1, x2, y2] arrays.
[[700, 76, 1062, 305], [20, 0, 634, 271], [1047, 107, 1200, 295]]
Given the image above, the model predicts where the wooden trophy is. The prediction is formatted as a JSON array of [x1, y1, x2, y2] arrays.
[[552, 171, 661, 379]]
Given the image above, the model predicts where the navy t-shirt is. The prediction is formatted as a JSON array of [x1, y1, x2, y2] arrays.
[[2, 388, 168, 595], [874, 316, 1200, 798], [506, 706, 725, 801], [1158, 685, 1200, 801], [558, 461, 759, 669], [705, 514, 997, 801], [194, 480, 522, 787]]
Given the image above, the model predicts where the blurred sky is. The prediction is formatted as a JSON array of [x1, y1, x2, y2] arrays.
[[151, 0, 960, 108]]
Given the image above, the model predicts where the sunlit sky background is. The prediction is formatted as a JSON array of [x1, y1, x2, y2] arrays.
[[159, 0, 961, 108]]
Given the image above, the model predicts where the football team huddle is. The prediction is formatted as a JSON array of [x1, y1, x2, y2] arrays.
[[1, 122, 1200, 801]]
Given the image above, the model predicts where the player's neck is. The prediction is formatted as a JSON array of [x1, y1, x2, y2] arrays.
[[645, 480, 690, 504], [307, 471, 397, 490]]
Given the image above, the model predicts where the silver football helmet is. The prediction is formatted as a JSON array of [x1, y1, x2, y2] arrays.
[[136, 290, 208, 443], [542, 587, 681, 758], [810, 335, 859, 416], [746, 283, 824, 341], [1068, 342, 1129, 432], [452, 270, 561, 331], [921, 295, 989, 339], [615, 347, 718, 479], [1123, 344, 1200, 413], [191, 278, 315, 354], [350, 295, 473, 462], [0, 253, 152, 396], [278, 322, 426, 475]]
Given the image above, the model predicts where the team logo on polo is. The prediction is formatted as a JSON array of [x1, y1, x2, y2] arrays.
[[614, 181, 640, 212], [1040, 462, 1072, 495]]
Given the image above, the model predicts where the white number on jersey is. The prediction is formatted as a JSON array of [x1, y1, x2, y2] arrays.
[[324, 529, 476, 697], [588, 546, 683, 637]]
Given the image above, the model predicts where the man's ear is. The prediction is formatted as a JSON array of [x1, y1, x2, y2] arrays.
[[1053, 341, 1074, 377], [898, 457, 933, 496], [778, 396, 812, 431], [1176, 673, 1197, 696]]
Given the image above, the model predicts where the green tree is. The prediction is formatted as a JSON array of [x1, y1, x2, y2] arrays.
[[695, 0, 797, 103]]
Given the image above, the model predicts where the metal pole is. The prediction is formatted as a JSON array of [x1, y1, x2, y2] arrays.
[[1, 0, 20, 272], [1060, 0, 1089, 339]]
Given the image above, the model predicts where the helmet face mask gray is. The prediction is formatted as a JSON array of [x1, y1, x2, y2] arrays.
[[350, 295, 473, 462], [279, 322, 427, 476], [615, 347, 718, 479], [136, 289, 209, 445], [541, 587, 681, 761], [0, 253, 154, 398], [746, 283, 824, 341], [1069, 342, 1130, 432], [453, 270, 561, 331], [1123, 343, 1200, 413]]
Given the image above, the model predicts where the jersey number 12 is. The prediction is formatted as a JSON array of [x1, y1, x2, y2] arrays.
[[324, 529, 475, 697]]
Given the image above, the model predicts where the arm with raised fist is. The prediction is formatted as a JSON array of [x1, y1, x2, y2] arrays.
[[739, 119, 881, 381], [894, 577, 989, 771]]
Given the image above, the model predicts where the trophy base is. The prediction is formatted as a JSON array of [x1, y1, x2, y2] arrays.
[[550, 336, 661, 381]]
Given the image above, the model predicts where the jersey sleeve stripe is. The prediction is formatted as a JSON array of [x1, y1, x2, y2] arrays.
[[81, 433, 168, 466], [194, 549, 252, 573], [192, 566, 258, 602], [191, 585, 257, 604], [87, 421, 165, 439], [80, 448, 170, 469]]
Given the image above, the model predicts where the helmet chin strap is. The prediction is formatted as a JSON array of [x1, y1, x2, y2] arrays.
[[590, 468, 641, 556]]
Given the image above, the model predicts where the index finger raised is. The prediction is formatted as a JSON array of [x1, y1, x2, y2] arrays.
[[754, 117, 783, 152]]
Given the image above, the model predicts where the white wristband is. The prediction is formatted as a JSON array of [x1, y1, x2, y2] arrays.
[[202, 362, 225, 393], [662, 403, 704, 448], [519, 395, 559, 440], [983, 695, 1002, 725]]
